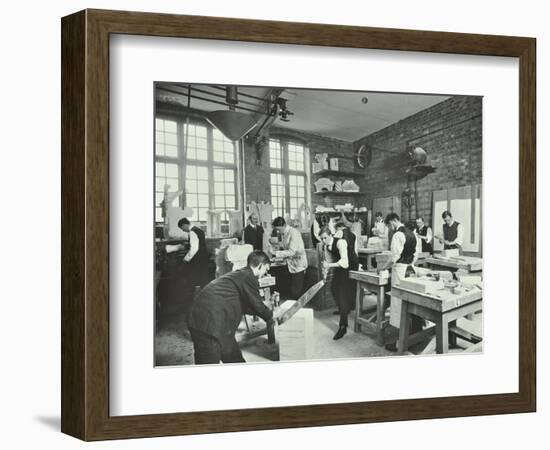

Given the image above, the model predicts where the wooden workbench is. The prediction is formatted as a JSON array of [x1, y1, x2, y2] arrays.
[[357, 248, 383, 270], [391, 285, 482, 354], [425, 256, 483, 272], [349, 270, 390, 345]]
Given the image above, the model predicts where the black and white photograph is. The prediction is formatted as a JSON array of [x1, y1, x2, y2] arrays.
[[153, 83, 483, 366]]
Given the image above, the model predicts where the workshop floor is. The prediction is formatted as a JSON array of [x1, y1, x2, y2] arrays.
[[155, 294, 482, 366]]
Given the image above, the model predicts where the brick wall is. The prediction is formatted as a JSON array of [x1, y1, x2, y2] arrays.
[[242, 138, 271, 204], [353, 96, 482, 226]]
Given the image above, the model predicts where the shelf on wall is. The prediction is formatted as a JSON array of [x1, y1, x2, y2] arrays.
[[313, 191, 363, 196], [315, 210, 368, 215], [312, 169, 362, 177]]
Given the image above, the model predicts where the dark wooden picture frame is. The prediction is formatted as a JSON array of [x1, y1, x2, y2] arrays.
[[61, 9, 536, 441]]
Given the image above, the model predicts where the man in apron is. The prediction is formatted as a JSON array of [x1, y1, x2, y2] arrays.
[[380, 213, 424, 351]]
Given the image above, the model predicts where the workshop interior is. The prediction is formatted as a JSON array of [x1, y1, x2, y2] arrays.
[[153, 83, 483, 366]]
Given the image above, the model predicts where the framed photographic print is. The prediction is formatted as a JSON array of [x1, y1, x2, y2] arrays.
[[61, 9, 536, 441]]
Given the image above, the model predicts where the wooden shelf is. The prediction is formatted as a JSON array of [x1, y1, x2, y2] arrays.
[[315, 210, 368, 215], [312, 169, 362, 178], [313, 191, 363, 196]]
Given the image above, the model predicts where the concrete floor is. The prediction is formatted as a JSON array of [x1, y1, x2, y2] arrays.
[[155, 293, 482, 366]]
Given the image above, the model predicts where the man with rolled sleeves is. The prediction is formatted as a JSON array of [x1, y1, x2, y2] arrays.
[[380, 213, 424, 351]]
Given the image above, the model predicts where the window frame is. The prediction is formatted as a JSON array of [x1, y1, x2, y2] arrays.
[[154, 114, 240, 232], [268, 135, 310, 219]]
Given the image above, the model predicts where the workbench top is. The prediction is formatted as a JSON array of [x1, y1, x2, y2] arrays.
[[357, 248, 384, 255], [426, 256, 483, 272], [349, 270, 390, 285], [391, 285, 482, 313]]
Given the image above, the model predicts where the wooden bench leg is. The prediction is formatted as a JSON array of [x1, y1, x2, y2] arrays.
[[267, 321, 276, 344], [436, 317, 449, 354], [354, 282, 362, 332], [449, 319, 458, 348], [376, 285, 386, 346], [397, 301, 410, 354]]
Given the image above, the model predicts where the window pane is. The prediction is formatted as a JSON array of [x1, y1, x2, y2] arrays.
[[226, 196, 235, 208], [198, 194, 209, 206], [167, 177, 179, 191], [165, 133, 177, 145], [155, 193, 164, 207], [155, 177, 165, 192], [186, 136, 196, 148], [156, 119, 178, 158], [165, 145, 178, 158], [269, 139, 282, 169], [185, 179, 196, 193], [196, 137, 207, 149], [195, 149, 207, 161], [165, 120, 177, 133], [187, 165, 197, 179], [155, 162, 180, 201], [212, 129, 226, 141], [197, 180, 209, 193], [196, 167, 208, 180], [215, 195, 225, 208], [156, 162, 165, 177], [155, 143, 165, 157], [166, 164, 178, 178], [214, 183, 225, 195]]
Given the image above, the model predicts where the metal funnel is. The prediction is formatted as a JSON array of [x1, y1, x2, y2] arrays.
[[205, 110, 257, 142]]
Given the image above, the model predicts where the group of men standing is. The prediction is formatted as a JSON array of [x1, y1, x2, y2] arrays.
[[171, 209, 463, 364]]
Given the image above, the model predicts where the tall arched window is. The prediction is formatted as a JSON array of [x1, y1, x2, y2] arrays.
[[268, 137, 309, 219]]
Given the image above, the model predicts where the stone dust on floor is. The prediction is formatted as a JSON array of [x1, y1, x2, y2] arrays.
[[154, 292, 482, 367]]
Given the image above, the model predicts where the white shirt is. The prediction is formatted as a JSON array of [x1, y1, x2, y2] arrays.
[[184, 230, 199, 262], [274, 225, 308, 274], [390, 225, 418, 264], [324, 237, 349, 269], [372, 221, 388, 239]]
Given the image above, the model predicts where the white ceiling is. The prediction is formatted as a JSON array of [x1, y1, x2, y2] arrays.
[[156, 84, 450, 142], [279, 89, 449, 141]]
